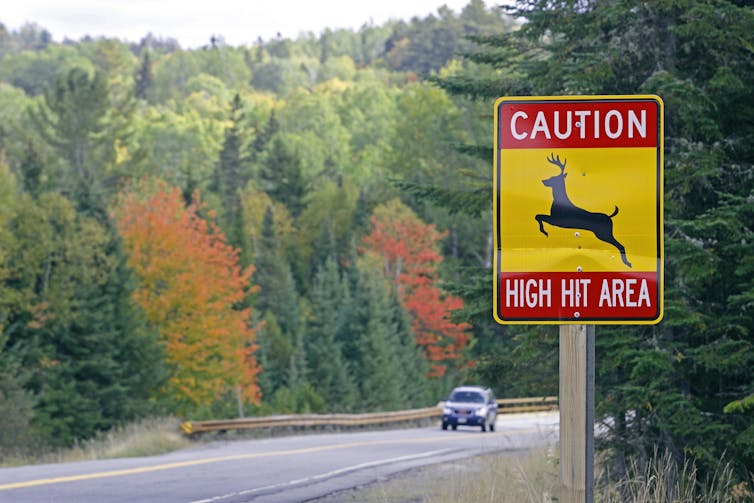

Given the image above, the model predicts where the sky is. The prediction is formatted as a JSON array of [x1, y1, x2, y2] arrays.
[[2, 0, 495, 49]]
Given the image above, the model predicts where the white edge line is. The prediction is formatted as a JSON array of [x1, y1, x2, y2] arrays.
[[187, 448, 457, 503]]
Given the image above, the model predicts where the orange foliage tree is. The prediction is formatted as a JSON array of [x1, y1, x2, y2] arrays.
[[112, 178, 260, 410], [362, 199, 470, 377]]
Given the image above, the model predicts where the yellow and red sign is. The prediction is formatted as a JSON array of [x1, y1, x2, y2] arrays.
[[493, 95, 663, 324]]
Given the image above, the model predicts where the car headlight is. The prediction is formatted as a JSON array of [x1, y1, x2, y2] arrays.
[[475, 406, 488, 416], [442, 406, 452, 414]]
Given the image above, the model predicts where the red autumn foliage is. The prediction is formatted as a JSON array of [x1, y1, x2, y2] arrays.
[[362, 201, 471, 377]]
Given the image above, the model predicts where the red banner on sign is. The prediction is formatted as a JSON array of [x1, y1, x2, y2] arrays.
[[499, 100, 659, 149], [498, 271, 659, 321]]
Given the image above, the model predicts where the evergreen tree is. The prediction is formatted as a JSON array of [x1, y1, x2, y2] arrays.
[[0, 163, 36, 454], [256, 312, 292, 399], [430, 0, 754, 481], [17, 141, 45, 198], [307, 257, 357, 411], [251, 112, 279, 162], [353, 259, 406, 411], [6, 192, 164, 447], [33, 234, 165, 445], [253, 206, 304, 394], [310, 217, 337, 279], [388, 285, 430, 407], [259, 137, 307, 217], [214, 93, 249, 250], [134, 50, 153, 100], [28, 67, 133, 218], [336, 243, 365, 367]]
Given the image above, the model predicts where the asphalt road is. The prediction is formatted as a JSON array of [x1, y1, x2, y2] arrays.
[[0, 412, 558, 503]]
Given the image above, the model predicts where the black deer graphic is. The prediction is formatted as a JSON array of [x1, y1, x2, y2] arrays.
[[535, 153, 632, 268]]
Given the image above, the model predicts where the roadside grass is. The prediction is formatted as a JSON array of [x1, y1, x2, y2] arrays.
[[0, 417, 191, 467], [318, 448, 558, 503], [597, 449, 753, 503], [423, 447, 558, 503], [321, 446, 753, 502]]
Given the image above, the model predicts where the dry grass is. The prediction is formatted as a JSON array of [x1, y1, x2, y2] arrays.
[[597, 449, 752, 503], [69, 417, 191, 461], [1, 417, 191, 467], [319, 448, 558, 503], [319, 446, 753, 503], [423, 448, 558, 503]]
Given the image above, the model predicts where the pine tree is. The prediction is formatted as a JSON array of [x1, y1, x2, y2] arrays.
[[34, 234, 165, 446], [17, 141, 45, 198], [430, 0, 754, 480], [4, 190, 166, 446], [214, 93, 249, 250], [251, 112, 279, 162], [255, 206, 301, 336], [259, 137, 307, 218], [388, 285, 430, 407], [353, 259, 406, 411], [253, 206, 304, 395], [335, 245, 363, 368], [310, 217, 337, 279], [28, 67, 134, 218], [134, 50, 153, 100], [307, 257, 357, 411], [256, 312, 291, 399]]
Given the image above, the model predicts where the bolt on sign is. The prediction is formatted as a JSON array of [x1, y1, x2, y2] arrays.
[[493, 95, 664, 324]]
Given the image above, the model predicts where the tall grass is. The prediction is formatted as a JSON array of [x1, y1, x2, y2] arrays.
[[334, 447, 753, 503], [0, 417, 190, 467], [415, 447, 753, 503], [423, 448, 558, 503], [321, 448, 559, 503], [597, 449, 751, 503]]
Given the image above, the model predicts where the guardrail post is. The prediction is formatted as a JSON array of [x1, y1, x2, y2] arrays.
[[559, 324, 594, 503]]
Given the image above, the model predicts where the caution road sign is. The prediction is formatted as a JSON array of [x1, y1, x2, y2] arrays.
[[493, 95, 664, 324]]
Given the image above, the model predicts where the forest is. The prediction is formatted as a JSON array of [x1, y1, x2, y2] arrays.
[[0, 0, 752, 491]]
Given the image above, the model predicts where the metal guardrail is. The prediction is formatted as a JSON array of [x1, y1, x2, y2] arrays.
[[497, 396, 559, 413], [180, 396, 558, 436]]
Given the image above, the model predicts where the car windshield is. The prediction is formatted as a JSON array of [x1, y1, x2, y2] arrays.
[[449, 390, 484, 403]]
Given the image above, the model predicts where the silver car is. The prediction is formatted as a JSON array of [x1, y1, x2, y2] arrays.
[[441, 386, 498, 432]]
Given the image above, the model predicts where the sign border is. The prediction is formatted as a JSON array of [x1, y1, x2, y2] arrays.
[[493, 95, 664, 325]]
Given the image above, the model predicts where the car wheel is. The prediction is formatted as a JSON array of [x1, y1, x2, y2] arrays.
[[451, 424, 457, 431], [481, 420, 487, 432], [442, 421, 448, 431]]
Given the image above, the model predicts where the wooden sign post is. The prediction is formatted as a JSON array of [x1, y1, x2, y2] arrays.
[[559, 324, 594, 503], [492, 96, 664, 503]]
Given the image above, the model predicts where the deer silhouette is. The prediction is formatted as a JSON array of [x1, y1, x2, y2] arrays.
[[535, 153, 632, 268]]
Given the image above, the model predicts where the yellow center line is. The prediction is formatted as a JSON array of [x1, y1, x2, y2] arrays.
[[0, 426, 553, 491]]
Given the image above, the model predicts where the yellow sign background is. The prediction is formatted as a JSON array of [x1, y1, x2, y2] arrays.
[[498, 147, 658, 273]]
